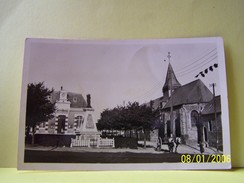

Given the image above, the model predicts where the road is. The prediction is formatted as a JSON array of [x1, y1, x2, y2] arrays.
[[24, 150, 183, 163]]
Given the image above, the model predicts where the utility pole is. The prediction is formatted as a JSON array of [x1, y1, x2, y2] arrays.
[[210, 83, 218, 152]]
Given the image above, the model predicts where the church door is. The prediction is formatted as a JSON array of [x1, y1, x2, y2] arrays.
[[166, 120, 171, 137], [175, 117, 181, 137], [158, 122, 165, 139], [191, 110, 202, 143], [203, 127, 208, 142]]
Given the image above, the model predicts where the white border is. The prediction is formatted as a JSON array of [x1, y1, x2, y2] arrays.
[[18, 37, 231, 170]]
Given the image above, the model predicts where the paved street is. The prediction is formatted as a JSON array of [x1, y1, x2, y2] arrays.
[[24, 149, 183, 163], [24, 143, 220, 163]]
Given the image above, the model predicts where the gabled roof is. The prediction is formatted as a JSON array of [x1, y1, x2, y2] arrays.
[[51, 91, 87, 108], [163, 79, 213, 109], [202, 95, 221, 115], [163, 63, 181, 92]]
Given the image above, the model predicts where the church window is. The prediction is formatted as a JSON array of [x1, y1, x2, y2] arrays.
[[191, 110, 199, 127], [208, 121, 213, 132]]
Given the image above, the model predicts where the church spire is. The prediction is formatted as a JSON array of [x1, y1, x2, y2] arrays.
[[162, 62, 181, 98]]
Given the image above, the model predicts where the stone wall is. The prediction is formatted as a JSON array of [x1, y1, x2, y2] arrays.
[[161, 103, 208, 146], [202, 113, 223, 151]]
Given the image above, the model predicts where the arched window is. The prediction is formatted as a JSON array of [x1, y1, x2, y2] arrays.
[[166, 120, 171, 137], [208, 120, 213, 132], [191, 110, 199, 127]]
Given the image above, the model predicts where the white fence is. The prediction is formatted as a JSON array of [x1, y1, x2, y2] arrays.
[[98, 138, 115, 148], [71, 139, 90, 147], [70, 137, 115, 148]]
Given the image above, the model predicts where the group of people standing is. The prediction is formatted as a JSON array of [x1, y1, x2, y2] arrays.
[[156, 134, 181, 153]]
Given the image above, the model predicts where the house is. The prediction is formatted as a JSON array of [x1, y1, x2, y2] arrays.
[[34, 87, 100, 146]]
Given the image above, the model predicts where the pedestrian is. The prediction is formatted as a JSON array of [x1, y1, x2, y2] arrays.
[[199, 141, 204, 153], [168, 134, 175, 153], [175, 137, 181, 153], [156, 137, 162, 151]]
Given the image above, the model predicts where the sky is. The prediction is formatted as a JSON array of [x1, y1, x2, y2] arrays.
[[25, 38, 222, 122]]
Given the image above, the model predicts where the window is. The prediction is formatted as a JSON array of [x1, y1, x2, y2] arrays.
[[191, 110, 199, 127], [208, 121, 213, 132], [73, 97, 77, 102], [76, 116, 83, 129]]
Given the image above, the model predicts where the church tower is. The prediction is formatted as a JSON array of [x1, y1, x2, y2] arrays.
[[162, 62, 181, 98]]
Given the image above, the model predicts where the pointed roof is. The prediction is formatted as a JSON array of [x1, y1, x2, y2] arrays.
[[163, 63, 181, 92], [163, 79, 213, 109]]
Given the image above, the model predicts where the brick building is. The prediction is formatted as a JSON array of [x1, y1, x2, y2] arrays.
[[35, 87, 100, 146]]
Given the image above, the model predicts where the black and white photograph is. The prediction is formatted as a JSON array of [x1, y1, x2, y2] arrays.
[[18, 37, 231, 170]]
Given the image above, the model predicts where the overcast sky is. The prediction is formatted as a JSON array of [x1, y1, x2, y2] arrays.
[[25, 38, 222, 121]]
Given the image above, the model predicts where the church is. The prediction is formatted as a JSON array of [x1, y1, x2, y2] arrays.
[[148, 62, 222, 148]]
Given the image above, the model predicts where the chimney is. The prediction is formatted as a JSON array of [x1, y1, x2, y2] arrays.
[[61, 86, 63, 90], [86, 94, 91, 108]]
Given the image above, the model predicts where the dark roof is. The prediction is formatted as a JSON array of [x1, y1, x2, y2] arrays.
[[202, 95, 221, 115], [163, 63, 181, 92], [163, 79, 213, 109], [143, 96, 168, 109], [51, 91, 87, 108]]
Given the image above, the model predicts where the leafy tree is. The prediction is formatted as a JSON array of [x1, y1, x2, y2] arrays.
[[137, 104, 159, 148], [97, 101, 159, 148], [26, 82, 55, 145]]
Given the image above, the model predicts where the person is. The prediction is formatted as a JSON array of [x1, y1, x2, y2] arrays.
[[168, 134, 175, 153], [175, 137, 181, 153], [199, 141, 204, 153], [155, 137, 162, 151]]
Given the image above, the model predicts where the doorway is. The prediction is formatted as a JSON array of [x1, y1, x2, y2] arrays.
[[175, 117, 181, 137], [203, 127, 208, 142], [166, 120, 171, 137], [57, 115, 66, 133]]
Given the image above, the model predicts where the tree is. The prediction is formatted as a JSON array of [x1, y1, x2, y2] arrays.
[[137, 104, 159, 148], [26, 82, 55, 145], [97, 101, 159, 148]]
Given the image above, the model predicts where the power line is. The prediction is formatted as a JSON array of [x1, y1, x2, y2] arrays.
[[195, 63, 218, 78], [125, 48, 219, 105], [175, 48, 217, 73], [176, 52, 217, 75], [134, 51, 217, 103], [132, 80, 163, 102], [176, 55, 217, 78]]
